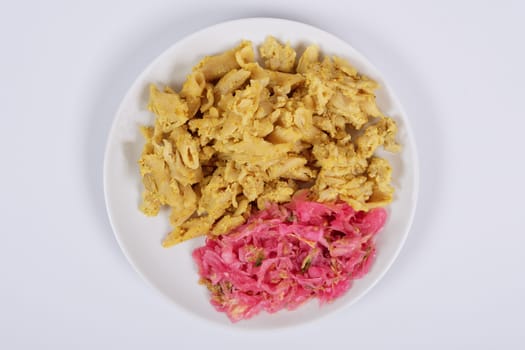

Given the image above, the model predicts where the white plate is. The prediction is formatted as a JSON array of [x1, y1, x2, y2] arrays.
[[103, 18, 419, 328]]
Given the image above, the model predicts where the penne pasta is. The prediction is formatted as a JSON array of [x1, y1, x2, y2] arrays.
[[138, 36, 400, 246]]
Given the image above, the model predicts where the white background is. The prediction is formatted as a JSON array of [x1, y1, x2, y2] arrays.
[[1, 0, 524, 348]]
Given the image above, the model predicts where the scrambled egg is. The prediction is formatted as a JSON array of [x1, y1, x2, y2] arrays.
[[138, 36, 400, 247]]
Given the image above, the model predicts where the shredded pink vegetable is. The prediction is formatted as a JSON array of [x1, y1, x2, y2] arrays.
[[192, 195, 387, 322]]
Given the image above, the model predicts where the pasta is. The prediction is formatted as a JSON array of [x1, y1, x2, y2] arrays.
[[138, 36, 400, 247]]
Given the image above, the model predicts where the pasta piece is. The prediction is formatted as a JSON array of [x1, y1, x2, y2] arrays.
[[265, 70, 303, 96], [244, 63, 303, 95], [265, 125, 302, 144], [214, 69, 251, 97], [235, 42, 256, 67], [212, 215, 246, 236], [332, 56, 358, 77], [297, 45, 320, 73], [194, 41, 253, 81], [169, 127, 200, 170], [292, 106, 313, 129], [266, 156, 307, 179], [162, 216, 214, 247], [198, 171, 241, 219], [181, 70, 206, 98], [366, 157, 394, 207], [305, 74, 334, 115], [327, 91, 364, 128], [259, 36, 296, 73], [256, 180, 296, 209], [199, 83, 215, 112], [161, 139, 202, 186], [281, 165, 317, 181], [181, 70, 206, 117], [240, 174, 265, 201], [147, 84, 189, 131], [168, 184, 197, 227], [233, 198, 251, 217], [356, 118, 400, 158]]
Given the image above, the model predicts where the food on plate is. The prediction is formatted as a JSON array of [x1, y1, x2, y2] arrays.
[[136, 36, 401, 322], [137, 36, 400, 247], [192, 194, 387, 322]]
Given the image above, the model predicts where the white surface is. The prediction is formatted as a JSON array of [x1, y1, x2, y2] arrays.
[[1, 0, 524, 348], [103, 17, 419, 328]]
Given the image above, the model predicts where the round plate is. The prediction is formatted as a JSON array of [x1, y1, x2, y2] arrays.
[[103, 17, 419, 328]]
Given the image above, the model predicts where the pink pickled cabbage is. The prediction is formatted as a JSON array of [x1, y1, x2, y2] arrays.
[[192, 196, 387, 322]]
